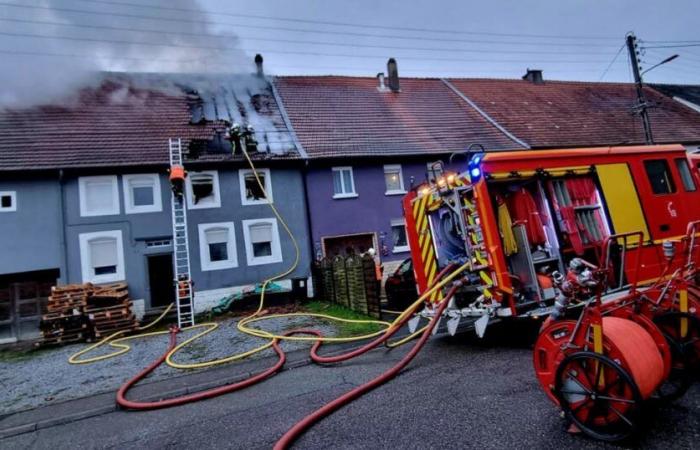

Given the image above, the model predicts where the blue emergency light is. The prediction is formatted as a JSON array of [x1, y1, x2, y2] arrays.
[[468, 153, 484, 182]]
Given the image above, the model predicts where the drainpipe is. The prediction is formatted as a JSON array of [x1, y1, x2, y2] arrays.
[[58, 169, 69, 284], [302, 159, 316, 262]]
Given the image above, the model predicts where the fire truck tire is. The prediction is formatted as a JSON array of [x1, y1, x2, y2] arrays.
[[653, 312, 700, 371], [651, 337, 692, 402], [554, 351, 643, 442]]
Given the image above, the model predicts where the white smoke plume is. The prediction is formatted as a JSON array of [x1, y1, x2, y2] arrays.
[[0, 0, 252, 108]]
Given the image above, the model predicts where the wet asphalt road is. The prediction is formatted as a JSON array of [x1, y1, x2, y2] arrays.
[[3, 320, 699, 449]]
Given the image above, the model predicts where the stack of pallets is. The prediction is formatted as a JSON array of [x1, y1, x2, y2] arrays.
[[38, 282, 139, 346], [39, 284, 93, 345], [87, 283, 139, 339]]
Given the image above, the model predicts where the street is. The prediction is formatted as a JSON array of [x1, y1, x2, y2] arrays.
[[3, 321, 698, 449]]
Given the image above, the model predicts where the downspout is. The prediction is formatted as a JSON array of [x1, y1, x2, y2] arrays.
[[58, 169, 69, 284]]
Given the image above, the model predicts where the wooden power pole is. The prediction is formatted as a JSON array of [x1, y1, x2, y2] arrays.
[[626, 33, 654, 145]]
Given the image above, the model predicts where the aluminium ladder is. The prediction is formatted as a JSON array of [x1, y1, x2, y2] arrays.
[[169, 138, 194, 328]]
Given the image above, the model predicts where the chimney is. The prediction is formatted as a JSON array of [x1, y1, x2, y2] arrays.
[[255, 54, 264, 77], [387, 58, 400, 92], [522, 68, 543, 84], [376, 72, 389, 92]]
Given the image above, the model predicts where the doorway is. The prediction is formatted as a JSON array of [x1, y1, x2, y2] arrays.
[[322, 233, 376, 258], [147, 254, 175, 308]]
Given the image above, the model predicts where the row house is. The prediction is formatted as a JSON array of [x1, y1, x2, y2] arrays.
[[0, 74, 312, 343]]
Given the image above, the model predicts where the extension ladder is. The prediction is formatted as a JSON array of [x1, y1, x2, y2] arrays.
[[460, 189, 495, 301], [169, 138, 194, 328]]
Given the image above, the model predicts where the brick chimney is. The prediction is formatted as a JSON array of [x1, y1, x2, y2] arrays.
[[387, 58, 400, 92], [255, 54, 264, 77], [522, 68, 543, 84]]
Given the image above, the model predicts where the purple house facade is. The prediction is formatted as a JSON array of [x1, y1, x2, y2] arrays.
[[274, 70, 525, 272]]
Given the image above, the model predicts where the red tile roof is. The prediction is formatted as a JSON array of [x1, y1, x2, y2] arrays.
[[447, 79, 700, 148], [0, 80, 217, 172], [274, 76, 524, 158]]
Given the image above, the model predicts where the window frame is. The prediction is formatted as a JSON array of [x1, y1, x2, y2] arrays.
[[79, 230, 126, 284], [383, 164, 406, 196], [186, 170, 222, 210], [0, 191, 17, 212], [198, 222, 238, 271], [239, 168, 273, 205], [674, 158, 697, 192], [643, 159, 677, 195], [78, 175, 120, 217], [390, 218, 410, 253], [242, 218, 283, 266], [331, 166, 358, 199], [426, 161, 444, 181], [122, 174, 163, 214]]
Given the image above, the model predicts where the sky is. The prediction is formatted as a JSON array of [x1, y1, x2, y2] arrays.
[[0, 0, 698, 107]]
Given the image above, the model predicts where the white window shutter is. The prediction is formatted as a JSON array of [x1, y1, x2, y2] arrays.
[[206, 228, 228, 244], [86, 182, 113, 212], [90, 238, 117, 267], [249, 224, 272, 243]]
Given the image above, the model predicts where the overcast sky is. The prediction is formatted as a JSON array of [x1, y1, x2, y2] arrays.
[[0, 0, 698, 107]]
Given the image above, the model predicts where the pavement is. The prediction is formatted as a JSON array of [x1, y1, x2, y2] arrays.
[[1, 320, 699, 449]]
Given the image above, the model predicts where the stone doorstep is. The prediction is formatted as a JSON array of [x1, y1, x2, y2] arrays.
[[0, 332, 403, 440]]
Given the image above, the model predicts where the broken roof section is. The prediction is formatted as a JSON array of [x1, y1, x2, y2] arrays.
[[0, 73, 300, 172], [273, 76, 525, 159]]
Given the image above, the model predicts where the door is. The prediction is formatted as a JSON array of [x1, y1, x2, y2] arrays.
[[0, 275, 53, 343], [148, 254, 175, 308]]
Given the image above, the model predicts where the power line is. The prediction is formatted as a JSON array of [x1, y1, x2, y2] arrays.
[[0, 31, 625, 65], [67, 0, 621, 41], [0, 17, 622, 56], [598, 44, 626, 81], [0, 2, 621, 48], [643, 44, 700, 49]]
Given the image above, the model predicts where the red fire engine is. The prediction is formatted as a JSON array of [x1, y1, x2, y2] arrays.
[[403, 144, 700, 441]]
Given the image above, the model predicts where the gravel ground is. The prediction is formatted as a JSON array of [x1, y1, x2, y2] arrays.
[[0, 315, 339, 414]]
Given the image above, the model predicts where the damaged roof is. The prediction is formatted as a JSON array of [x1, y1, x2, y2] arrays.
[[651, 84, 700, 112], [446, 78, 700, 148], [0, 73, 300, 172], [273, 76, 525, 159]]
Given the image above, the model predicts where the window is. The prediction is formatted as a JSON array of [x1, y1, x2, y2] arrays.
[[426, 161, 444, 181], [242, 218, 282, 266], [384, 165, 405, 195], [644, 160, 676, 195], [332, 166, 357, 198], [123, 174, 162, 214], [186, 171, 221, 209], [239, 168, 273, 205], [0, 191, 16, 212], [198, 222, 237, 271], [79, 230, 125, 283], [675, 158, 697, 192], [79, 176, 120, 217], [391, 219, 410, 253]]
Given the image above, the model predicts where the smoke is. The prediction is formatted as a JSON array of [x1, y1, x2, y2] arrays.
[[0, 0, 252, 108]]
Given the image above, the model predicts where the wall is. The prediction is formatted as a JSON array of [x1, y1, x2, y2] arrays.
[[305, 158, 463, 263], [62, 167, 311, 310], [0, 176, 63, 276]]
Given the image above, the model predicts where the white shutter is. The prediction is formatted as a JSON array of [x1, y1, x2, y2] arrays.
[[249, 223, 272, 243], [86, 181, 113, 212], [206, 228, 228, 244], [90, 238, 117, 268]]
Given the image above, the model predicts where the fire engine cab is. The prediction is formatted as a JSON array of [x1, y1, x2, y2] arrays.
[[403, 144, 700, 334]]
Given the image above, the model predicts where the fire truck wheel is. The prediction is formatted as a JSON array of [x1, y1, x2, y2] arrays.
[[554, 351, 642, 442], [653, 312, 700, 371], [651, 336, 692, 402]]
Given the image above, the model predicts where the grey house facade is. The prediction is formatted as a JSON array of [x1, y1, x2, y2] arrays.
[[0, 74, 311, 343]]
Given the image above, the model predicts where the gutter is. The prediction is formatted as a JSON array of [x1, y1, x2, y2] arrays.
[[440, 78, 531, 150]]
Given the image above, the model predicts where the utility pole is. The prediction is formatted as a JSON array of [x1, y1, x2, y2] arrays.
[[626, 33, 654, 145]]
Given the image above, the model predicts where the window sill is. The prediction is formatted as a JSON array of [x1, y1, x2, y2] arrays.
[[241, 199, 273, 206], [332, 193, 358, 199], [247, 256, 283, 266], [393, 246, 410, 253], [188, 201, 222, 210], [125, 205, 163, 215], [201, 260, 238, 271], [385, 190, 407, 196]]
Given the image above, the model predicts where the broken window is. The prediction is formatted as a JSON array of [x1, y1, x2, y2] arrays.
[[239, 169, 272, 205], [187, 171, 221, 209], [0, 191, 15, 212]]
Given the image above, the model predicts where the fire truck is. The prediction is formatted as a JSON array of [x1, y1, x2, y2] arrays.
[[402, 144, 700, 440]]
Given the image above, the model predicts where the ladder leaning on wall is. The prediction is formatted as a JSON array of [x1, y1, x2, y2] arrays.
[[169, 138, 195, 328]]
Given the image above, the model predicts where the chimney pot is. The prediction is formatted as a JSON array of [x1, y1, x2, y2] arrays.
[[387, 58, 400, 92], [522, 68, 543, 84], [377, 72, 388, 91], [255, 54, 264, 77]]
